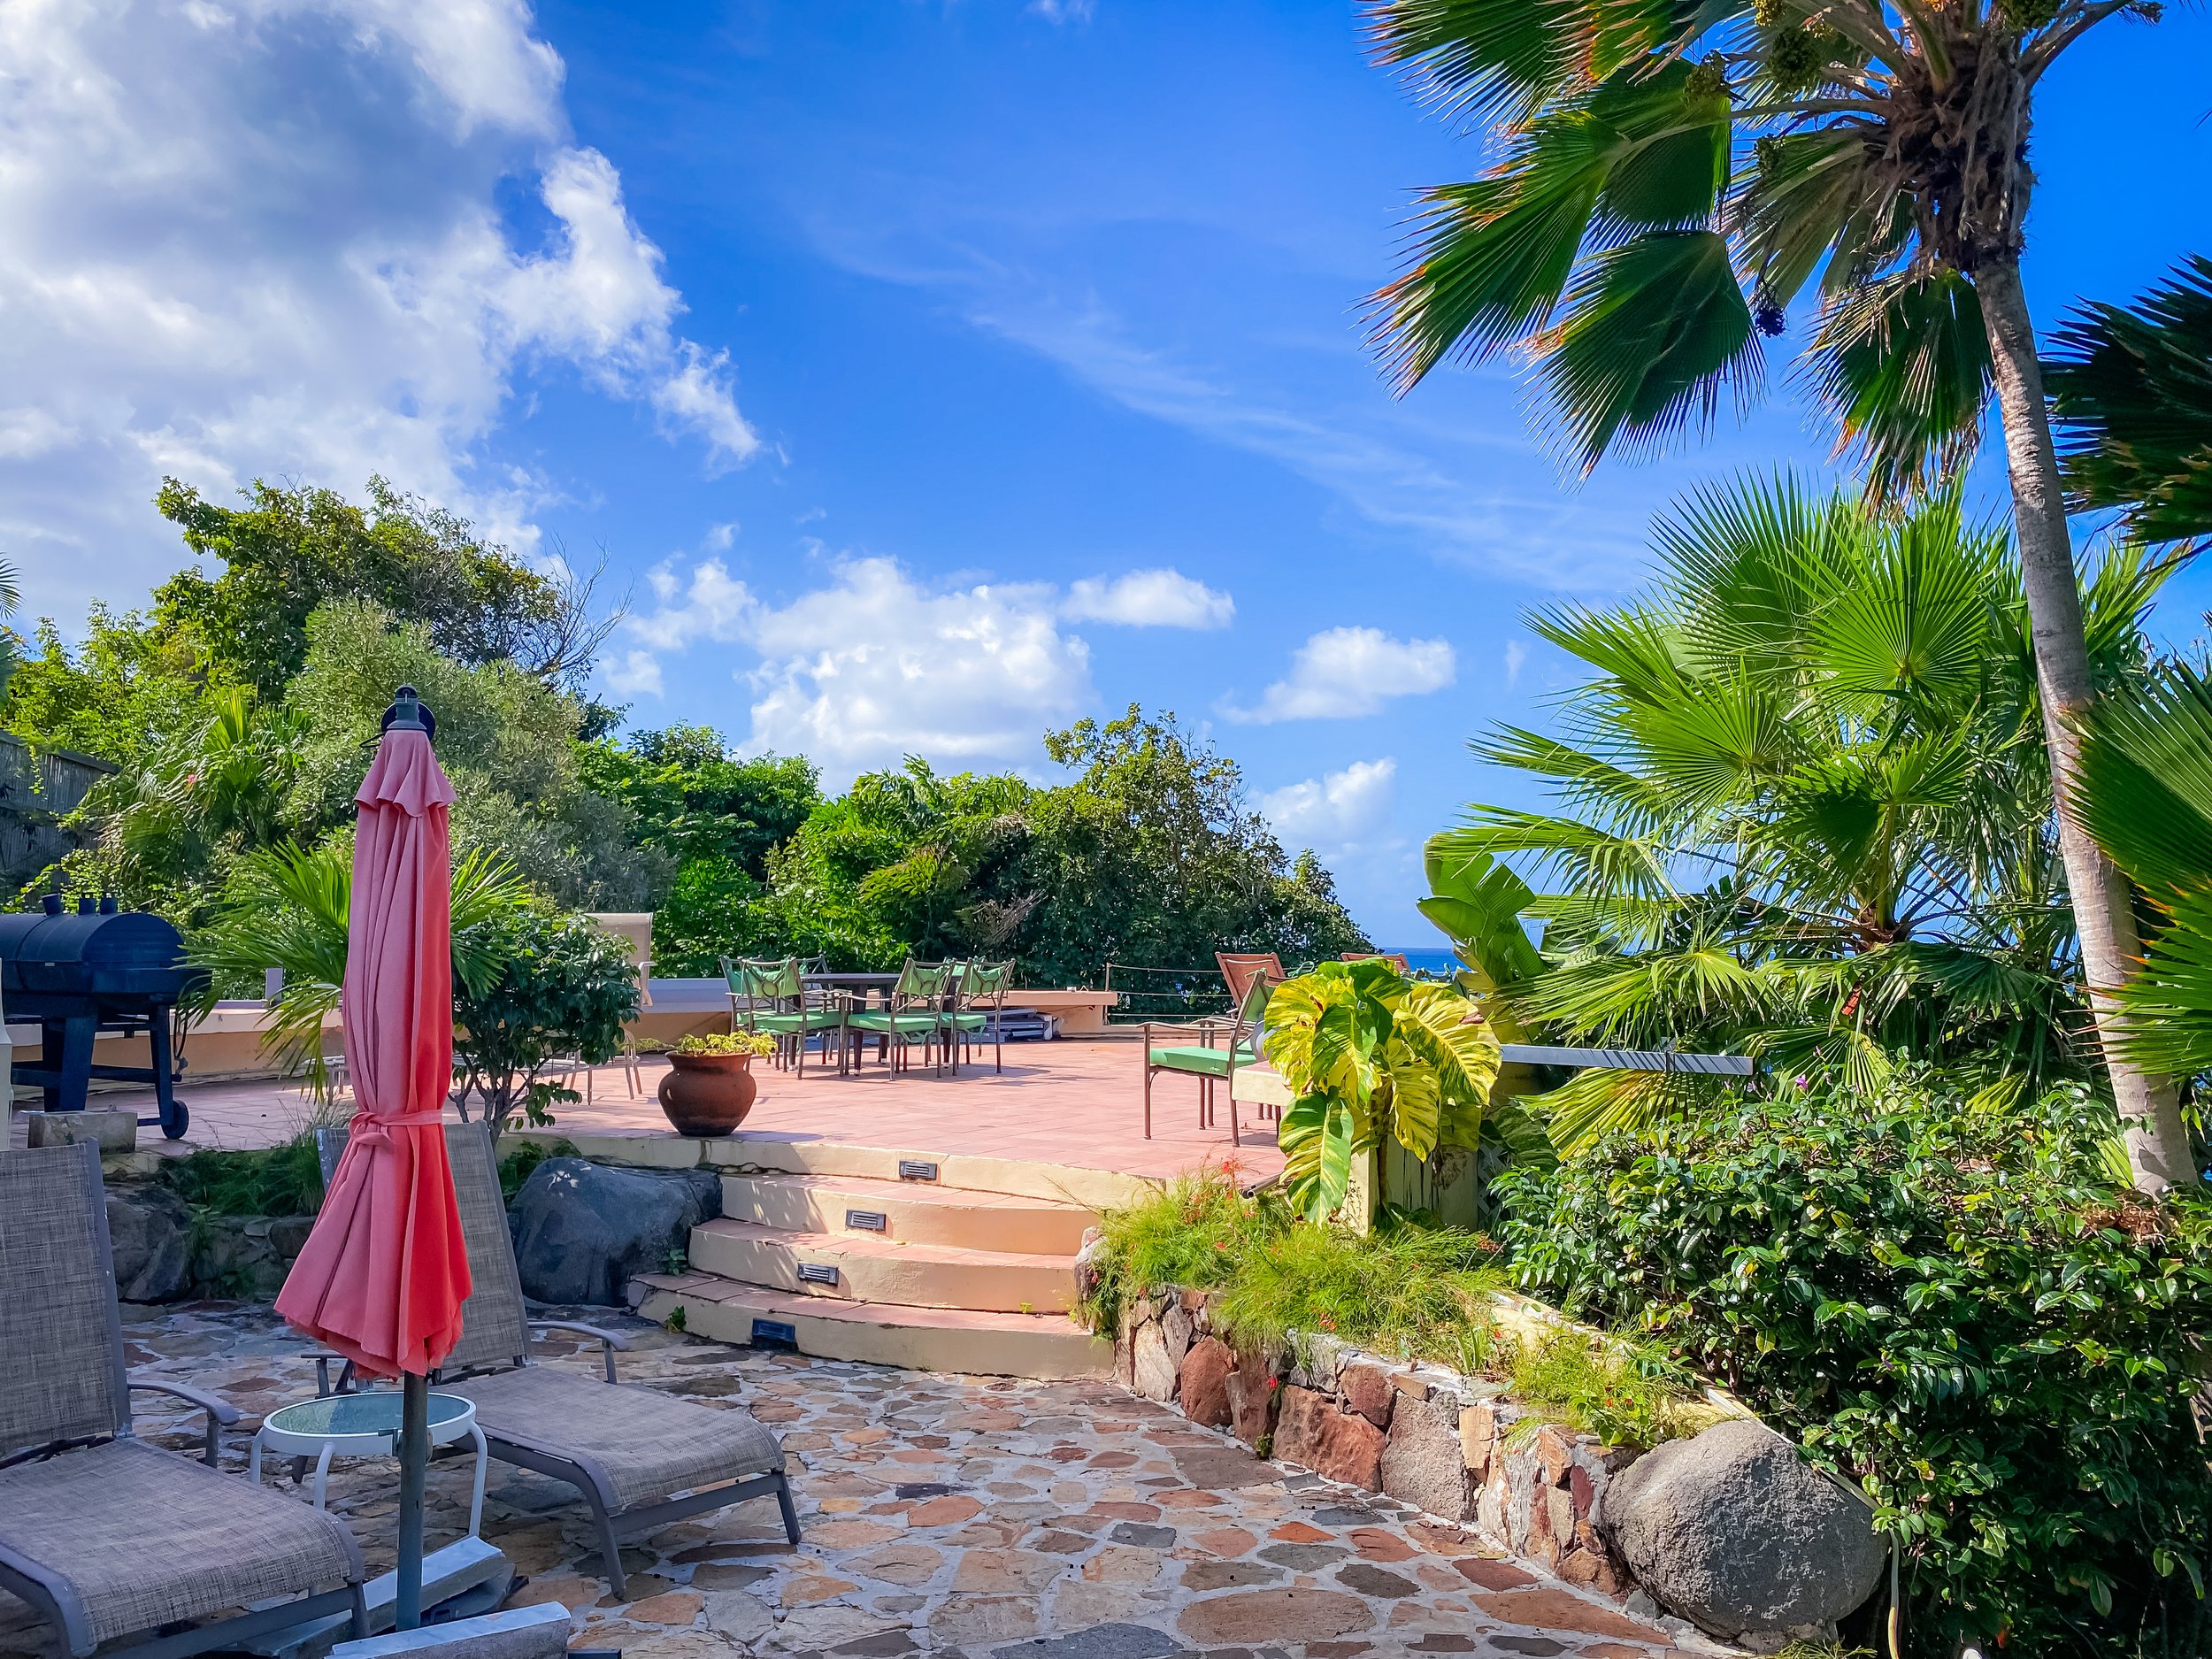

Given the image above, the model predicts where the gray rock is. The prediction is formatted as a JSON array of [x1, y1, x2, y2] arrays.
[[1132, 1322, 1179, 1402], [1601, 1417, 1886, 1641], [507, 1157, 722, 1306], [105, 1184, 192, 1302], [1380, 1394, 1476, 1522]]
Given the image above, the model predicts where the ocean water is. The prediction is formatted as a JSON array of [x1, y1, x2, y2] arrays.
[[1387, 946, 1461, 976]]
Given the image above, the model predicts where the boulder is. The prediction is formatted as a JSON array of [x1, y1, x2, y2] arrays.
[[1132, 1322, 1179, 1402], [1379, 1394, 1475, 1522], [1274, 1385, 1386, 1489], [1179, 1336, 1235, 1427], [1225, 1346, 1282, 1447], [509, 1157, 721, 1306], [1601, 1417, 1886, 1643], [105, 1184, 192, 1302], [189, 1214, 316, 1299], [1339, 1362, 1397, 1429]]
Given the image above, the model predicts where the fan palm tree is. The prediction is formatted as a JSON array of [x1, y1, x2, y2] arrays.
[[192, 835, 531, 1097], [1363, 0, 2198, 1189], [2046, 254, 2212, 545], [1426, 475, 2172, 1151]]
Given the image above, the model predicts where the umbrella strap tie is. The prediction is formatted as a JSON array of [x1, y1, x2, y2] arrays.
[[349, 1110, 450, 1151]]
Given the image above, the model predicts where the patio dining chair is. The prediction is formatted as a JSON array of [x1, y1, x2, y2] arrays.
[[947, 958, 1015, 1074], [726, 956, 847, 1077], [846, 958, 956, 1077], [0, 1141, 367, 1659], [1141, 972, 1271, 1143], [313, 1124, 800, 1600], [1215, 951, 1286, 1008]]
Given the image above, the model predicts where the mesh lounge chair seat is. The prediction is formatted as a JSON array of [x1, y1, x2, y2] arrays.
[[0, 1437, 364, 1651], [438, 1365, 782, 1512], [0, 1141, 365, 1659]]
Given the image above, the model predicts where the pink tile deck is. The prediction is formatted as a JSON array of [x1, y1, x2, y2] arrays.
[[21, 1038, 1282, 1186]]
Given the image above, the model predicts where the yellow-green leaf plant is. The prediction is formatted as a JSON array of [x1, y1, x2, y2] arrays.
[[1267, 957, 1502, 1225]]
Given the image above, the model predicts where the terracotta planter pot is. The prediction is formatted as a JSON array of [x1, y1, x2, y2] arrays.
[[657, 1050, 759, 1137]]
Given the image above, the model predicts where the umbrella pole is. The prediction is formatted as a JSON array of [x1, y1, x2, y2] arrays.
[[396, 1371, 429, 1630]]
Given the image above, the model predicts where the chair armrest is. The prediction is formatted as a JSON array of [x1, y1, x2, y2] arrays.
[[532, 1320, 631, 1381], [128, 1374, 239, 1465]]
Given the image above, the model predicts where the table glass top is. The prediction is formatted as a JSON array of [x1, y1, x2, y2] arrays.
[[265, 1391, 472, 1438]]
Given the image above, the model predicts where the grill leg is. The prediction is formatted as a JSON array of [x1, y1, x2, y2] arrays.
[[149, 1006, 183, 1136], [52, 1016, 94, 1112]]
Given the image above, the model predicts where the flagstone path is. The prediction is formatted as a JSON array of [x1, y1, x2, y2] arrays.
[[0, 1305, 1719, 1659]]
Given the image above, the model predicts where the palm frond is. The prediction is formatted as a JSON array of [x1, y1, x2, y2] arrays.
[[2047, 255, 2212, 543], [1805, 268, 1991, 500]]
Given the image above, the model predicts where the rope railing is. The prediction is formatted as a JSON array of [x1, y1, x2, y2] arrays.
[[1102, 962, 1231, 1022]]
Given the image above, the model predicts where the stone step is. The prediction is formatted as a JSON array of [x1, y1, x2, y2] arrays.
[[718, 1171, 1096, 1256], [687, 1217, 1077, 1315], [631, 1271, 1110, 1380], [701, 1133, 1155, 1212]]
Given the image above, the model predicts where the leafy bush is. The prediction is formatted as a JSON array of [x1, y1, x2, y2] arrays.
[[1496, 1079, 2212, 1658], [157, 1133, 327, 1217], [453, 907, 641, 1140]]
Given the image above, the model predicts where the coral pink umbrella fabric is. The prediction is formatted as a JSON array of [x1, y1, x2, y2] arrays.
[[275, 725, 472, 1378]]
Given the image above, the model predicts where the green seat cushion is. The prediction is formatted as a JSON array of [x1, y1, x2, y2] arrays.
[[745, 1010, 841, 1033], [847, 1012, 942, 1034], [1148, 1044, 1257, 1076], [948, 1012, 989, 1031]]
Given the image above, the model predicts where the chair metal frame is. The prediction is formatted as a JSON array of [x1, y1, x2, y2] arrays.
[[0, 1141, 367, 1659]]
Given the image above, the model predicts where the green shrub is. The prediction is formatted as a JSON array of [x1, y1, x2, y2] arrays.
[[1079, 1167, 1697, 1446], [1495, 1079, 2212, 1658], [157, 1133, 326, 1217]]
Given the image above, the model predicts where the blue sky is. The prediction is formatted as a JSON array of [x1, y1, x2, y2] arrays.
[[11, 2, 2212, 942]]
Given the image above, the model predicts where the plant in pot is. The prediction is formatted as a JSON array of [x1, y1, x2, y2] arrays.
[[658, 1031, 778, 1137]]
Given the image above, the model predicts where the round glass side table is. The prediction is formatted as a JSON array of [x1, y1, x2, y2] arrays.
[[249, 1389, 488, 1538]]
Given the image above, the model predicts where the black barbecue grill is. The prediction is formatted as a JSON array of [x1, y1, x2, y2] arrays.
[[1, 894, 207, 1138]]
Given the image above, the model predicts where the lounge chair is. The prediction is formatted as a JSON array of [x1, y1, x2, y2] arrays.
[[1342, 951, 1412, 972], [0, 1141, 367, 1659], [1141, 972, 1271, 1142], [316, 1124, 800, 1599]]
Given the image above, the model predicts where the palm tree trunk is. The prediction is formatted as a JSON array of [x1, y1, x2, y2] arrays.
[[1978, 255, 2199, 1194]]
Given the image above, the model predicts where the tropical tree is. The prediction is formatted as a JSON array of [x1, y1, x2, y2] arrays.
[[2046, 254, 2212, 544], [1266, 956, 1504, 1224], [1363, 0, 2200, 1189], [0, 558, 21, 703], [192, 836, 534, 1097], [1426, 475, 2172, 1151]]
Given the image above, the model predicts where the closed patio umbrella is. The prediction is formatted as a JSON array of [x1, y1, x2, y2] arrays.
[[274, 686, 472, 1628]]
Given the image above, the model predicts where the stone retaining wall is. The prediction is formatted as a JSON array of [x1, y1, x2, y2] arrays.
[[1115, 1289, 1637, 1601]]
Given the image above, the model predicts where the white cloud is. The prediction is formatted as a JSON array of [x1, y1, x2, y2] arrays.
[[613, 557, 1096, 782], [1504, 639, 1527, 688], [1224, 626, 1455, 723], [614, 557, 1234, 771], [1062, 568, 1233, 630], [1259, 758, 1397, 847], [1, 0, 752, 622], [1028, 0, 1095, 21]]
